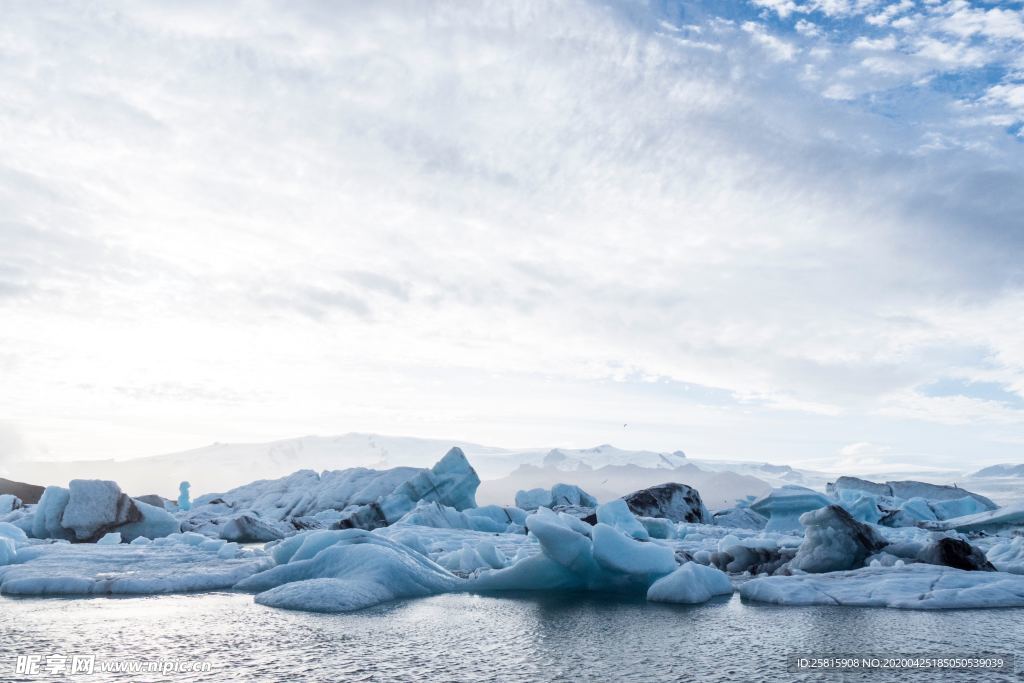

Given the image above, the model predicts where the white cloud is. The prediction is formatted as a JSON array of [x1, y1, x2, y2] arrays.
[[0, 1, 1022, 468]]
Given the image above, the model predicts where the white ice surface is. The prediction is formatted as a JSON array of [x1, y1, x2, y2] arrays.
[[237, 529, 461, 612], [749, 486, 831, 532], [0, 538, 270, 596], [741, 564, 1024, 609], [647, 562, 733, 604], [987, 537, 1024, 574]]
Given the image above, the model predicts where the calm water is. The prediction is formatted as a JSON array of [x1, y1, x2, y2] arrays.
[[1, 592, 1021, 682]]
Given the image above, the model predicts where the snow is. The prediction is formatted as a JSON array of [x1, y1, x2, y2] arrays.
[[740, 564, 1024, 609], [0, 537, 269, 596], [647, 562, 733, 604], [236, 529, 461, 613], [749, 486, 831, 532], [987, 537, 1024, 574]]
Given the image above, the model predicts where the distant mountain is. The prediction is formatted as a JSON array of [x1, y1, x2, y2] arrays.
[[477, 461, 771, 510], [971, 464, 1024, 478], [6, 434, 698, 498], [0, 476, 44, 504]]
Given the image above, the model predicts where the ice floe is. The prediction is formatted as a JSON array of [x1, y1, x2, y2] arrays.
[[741, 564, 1024, 609]]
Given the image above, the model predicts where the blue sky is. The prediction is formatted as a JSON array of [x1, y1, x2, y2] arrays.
[[0, 0, 1022, 471]]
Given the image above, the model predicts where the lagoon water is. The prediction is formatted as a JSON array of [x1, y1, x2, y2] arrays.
[[1, 592, 1020, 682]]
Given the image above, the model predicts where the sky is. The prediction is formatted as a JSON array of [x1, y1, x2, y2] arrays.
[[1, 0, 1023, 472]]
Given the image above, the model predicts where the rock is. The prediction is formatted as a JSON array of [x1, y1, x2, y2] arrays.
[[0, 477, 44, 504], [789, 505, 887, 573], [60, 480, 141, 542], [749, 486, 831, 532], [220, 513, 286, 543], [622, 483, 709, 523], [916, 537, 996, 571]]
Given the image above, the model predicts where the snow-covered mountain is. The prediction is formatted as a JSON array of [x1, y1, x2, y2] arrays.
[[972, 464, 1024, 478]]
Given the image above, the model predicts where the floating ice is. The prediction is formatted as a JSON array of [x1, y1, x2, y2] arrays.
[[393, 500, 526, 533], [30, 486, 74, 541], [926, 503, 1024, 533], [0, 538, 269, 596], [61, 480, 139, 542], [0, 495, 21, 514], [987, 537, 1024, 574], [96, 532, 122, 545], [749, 486, 831, 533], [236, 529, 461, 612], [178, 481, 191, 512], [596, 499, 649, 540], [117, 501, 181, 542], [647, 562, 732, 604], [712, 507, 767, 530], [789, 505, 886, 573], [741, 564, 1024, 609], [514, 484, 597, 511]]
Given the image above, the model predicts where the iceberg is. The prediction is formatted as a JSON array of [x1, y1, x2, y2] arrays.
[[789, 505, 886, 573], [924, 503, 1024, 533], [828, 477, 996, 511], [30, 486, 74, 541], [741, 564, 1024, 609], [60, 479, 140, 542], [987, 537, 1024, 574], [116, 501, 181, 542], [393, 500, 526, 533], [711, 506, 767, 530], [515, 484, 597, 511], [0, 537, 269, 596], [235, 529, 461, 612], [647, 562, 732, 604], [749, 486, 831, 532]]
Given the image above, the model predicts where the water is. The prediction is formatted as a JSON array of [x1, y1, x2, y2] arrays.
[[1, 592, 1020, 682]]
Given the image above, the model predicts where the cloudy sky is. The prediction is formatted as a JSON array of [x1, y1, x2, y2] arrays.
[[1, 0, 1023, 471]]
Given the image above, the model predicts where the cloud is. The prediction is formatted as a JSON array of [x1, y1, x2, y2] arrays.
[[0, 0, 1022, 466]]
